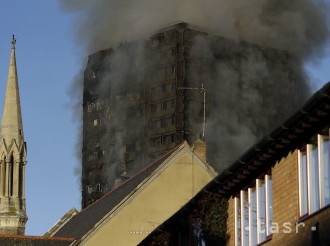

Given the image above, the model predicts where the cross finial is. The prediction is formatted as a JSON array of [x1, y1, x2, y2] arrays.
[[11, 35, 16, 49]]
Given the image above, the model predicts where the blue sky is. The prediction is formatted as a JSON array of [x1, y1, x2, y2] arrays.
[[0, 1, 80, 235], [0, 1, 329, 236]]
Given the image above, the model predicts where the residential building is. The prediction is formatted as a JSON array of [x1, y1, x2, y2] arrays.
[[82, 22, 301, 208], [50, 141, 217, 245], [140, 81, 330, 245]]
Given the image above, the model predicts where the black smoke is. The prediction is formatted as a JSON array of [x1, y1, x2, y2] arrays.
[[61, 0, 330, 171]]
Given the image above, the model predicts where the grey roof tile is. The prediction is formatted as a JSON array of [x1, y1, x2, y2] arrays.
[[54, 145, 180, 239]]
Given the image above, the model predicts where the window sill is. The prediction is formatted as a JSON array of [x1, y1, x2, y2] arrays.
[[257, 234, 272, 246], [298, 203, 330, 223]]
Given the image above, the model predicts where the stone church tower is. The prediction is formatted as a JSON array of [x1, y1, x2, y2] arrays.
[[0, 36, 27, 234]]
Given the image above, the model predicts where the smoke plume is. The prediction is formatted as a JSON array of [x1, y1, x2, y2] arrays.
[[61, 0, 330, 175], [61, 0, 329, 61]]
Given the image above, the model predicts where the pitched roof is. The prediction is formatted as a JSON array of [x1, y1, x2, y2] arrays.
[[45, 208, 78, 237], [140, 82, 330, 244], [54, 143, 183, 239], [0, 234, 75, 246], [210, 81, 330, 196]]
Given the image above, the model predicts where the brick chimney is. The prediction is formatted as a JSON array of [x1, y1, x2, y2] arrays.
[[193, 139, 207, 162]]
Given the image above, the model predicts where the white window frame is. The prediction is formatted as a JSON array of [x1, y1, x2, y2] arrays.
[[240, 190, 248, 246], [298, 149, 308, 216], [248, 188, 257, 246], [256, 179, 266, 243], [234, 197, 241, 246], [298, 130, 330, 217], [265, 174, 272, 236], [307, 143, 320, 213], [234, 172, 273, 246], [318, 135, 324, 208], [318, 133, 330, 208]]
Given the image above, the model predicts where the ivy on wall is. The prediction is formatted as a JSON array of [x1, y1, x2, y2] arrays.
[[196, 193, 228, 245]]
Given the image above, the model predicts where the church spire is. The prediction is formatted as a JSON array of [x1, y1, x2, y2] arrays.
[[0, 36, 27, 235], [1, 35, 24, 142]]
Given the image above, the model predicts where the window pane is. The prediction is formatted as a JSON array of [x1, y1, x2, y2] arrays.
[[320, 135, 330, 207], [299, 150, 308, 216], [249, 188, 257, 245], [308, 144, 320, 213], [257, 179, 266, 243], [235, 197, 241, 246], [241, 191, 249, 246], [266, 175, 273, 236]]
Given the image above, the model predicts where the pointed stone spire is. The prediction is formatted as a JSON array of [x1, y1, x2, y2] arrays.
[[1, 35, 24, 143], [0, 35, 27, 235]]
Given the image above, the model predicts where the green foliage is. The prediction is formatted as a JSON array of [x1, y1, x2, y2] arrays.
[[147, 231, 171, 246], [196, 194, 228, 245], [141, 193, 228, 245]]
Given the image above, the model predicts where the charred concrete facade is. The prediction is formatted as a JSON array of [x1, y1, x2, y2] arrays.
[[82, 23, 299, 208]]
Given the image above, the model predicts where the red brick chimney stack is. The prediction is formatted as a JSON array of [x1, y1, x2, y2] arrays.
[[193, 139, 207, 162]]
